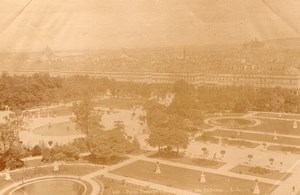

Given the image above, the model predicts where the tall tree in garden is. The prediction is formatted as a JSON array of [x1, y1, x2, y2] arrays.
[[148, 127, 169, 153], [148, 127, 189, 155], [86, 129, 129, 163], [73, 96, 102, 135], [167, 128, 189, 155], [168, 80, 196, 118], [0, 111, 24, 151]]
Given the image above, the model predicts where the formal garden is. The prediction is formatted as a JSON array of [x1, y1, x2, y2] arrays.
[[111, 160, 276, 194], [95, 176, 171, 195], [246, 118, 300, 136], [230, 165, 291, 180], [202, 129, 300, 147], [149, 150, 226, 169], [208, 117, 258, 129], [267, 145, 300, 155], [253, 112, 300, 120], [1, 75, 300, 194]]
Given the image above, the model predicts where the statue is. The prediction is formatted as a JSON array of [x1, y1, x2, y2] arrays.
[[273, 131, 277, 140], [200, 171, 206, 183], [293, 120, 297, 129], [253, 179, 260, 194], [4, 169, 11, 181], [291, 186, 296, 195], [154, 161, 161, 174], [53, 161, 59, 172]]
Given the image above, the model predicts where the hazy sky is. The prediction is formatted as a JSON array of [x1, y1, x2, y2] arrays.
[[0, 0, 299, 51]]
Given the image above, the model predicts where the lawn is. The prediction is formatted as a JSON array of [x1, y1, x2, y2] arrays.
[[246, 119, 300, 136], [230, 165, 291, 181], [267, 145, 300, 155], [111, 160, 276, 195], [222, 138, 259, 148], [196, 134, 220, 144], [149, 153, 225, 169], [209, 129, 300, 147], [0, 165, 102, 189], [254, 113, 300, 120], [95, 176, 172, 195], [32, 122, 80, 136]]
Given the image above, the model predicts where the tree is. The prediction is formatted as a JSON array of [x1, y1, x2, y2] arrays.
[[173, 80, 193, 96], [148, 128, 169, 153], [48, 140, 53, 147], [148, 127, 189, 155], [86, 129, 129, 163], [248, 154, 253, 162], [201, 147, 208, 156], [130, 137, 141, 153], [73, 96, 102, 135], [167, 129, 189, 155], [262, 143, 267, 150], [269, 158, 274, 166], [0, 111, 24, 152], [0, 148, 24, 170], [220, 150, 226, 158], [31, 145, 42, 156]]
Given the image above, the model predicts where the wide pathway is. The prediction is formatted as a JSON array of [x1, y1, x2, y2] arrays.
[[271, 159, 300, 195]]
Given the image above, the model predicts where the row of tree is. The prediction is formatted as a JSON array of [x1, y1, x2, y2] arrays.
[[2, 72, 298, 113], [0, 72, 152, 110]]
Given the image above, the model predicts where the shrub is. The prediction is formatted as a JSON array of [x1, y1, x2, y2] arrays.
[[281, 146, 300, 153], [249, 166, 271, 175], [19, 147, 31, 158], [31, 145, 42, 156], [195, 133, 219, 144], [53, 152, 67, 161], [48, 141, 53, 147], [0, 149, 24, 170], [125, 138, 140, 154], [41, 147, 52, 162]]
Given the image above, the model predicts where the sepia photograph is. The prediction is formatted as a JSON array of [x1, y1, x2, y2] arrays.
[[0, 0, 300, 194]]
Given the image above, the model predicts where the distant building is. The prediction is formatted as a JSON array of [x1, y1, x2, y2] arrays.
[[2, 47, 300, 92]]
